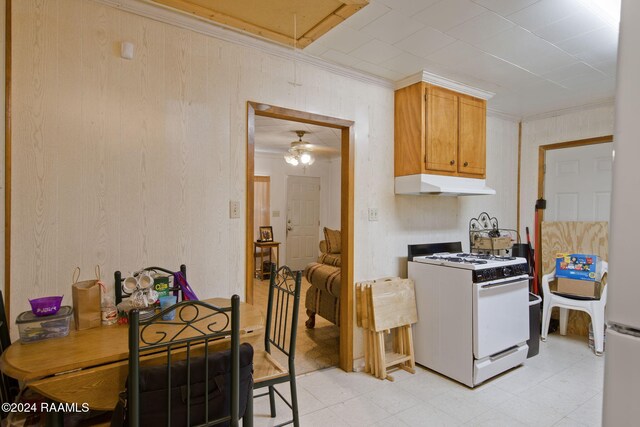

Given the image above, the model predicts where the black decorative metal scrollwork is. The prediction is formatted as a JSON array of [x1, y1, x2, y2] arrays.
[[274, 266, 298, 294], [469, 212, 499, 233], [469, 212, 520, 254], [138, 300, 230, 348]]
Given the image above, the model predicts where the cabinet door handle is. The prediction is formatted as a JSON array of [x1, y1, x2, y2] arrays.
[[450, 160, 455, 165], [464, 161, 469, 167]]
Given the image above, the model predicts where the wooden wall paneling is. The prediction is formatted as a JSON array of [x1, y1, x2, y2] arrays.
[[80, 3, 121, 283], [55, 0, 85, 291], [163, 25, 192, 269], [541, 221, 609, 336], [205, 38, 235, 300], [12, 0, 60, 310], [118, 11, 150, 273], [183, 31, 211, 290]]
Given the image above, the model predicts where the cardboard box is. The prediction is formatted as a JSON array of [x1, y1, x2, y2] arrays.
[[555, 253, 601, 281], [473, 236, 513, 250], [556, 277, 602, 298]]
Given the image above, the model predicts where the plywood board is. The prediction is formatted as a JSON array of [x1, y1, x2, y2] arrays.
[[541, 221, 608, 274], [541, 221, 609, 336], [151, 0, 368, 48]]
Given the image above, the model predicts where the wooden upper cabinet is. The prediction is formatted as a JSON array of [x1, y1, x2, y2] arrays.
[[458, 96, 486, 176], [394, 82, 426, 177], [426, 86, 458, 173], [394, 82, 487, 179]]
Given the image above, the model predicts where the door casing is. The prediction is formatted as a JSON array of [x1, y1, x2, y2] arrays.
[[535, 135, 613, 285], [246, 102, 355, 372]]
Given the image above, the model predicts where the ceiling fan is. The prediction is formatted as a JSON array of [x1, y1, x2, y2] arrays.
[[284, 130, 316, 166]]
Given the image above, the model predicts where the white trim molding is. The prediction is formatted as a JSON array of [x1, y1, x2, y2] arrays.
[[487, 108, 521, 123], [522, 98, 615, 122], [395, 70, 495, 100]]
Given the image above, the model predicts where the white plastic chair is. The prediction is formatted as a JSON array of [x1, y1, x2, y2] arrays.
[[540, 260, 608, 355]]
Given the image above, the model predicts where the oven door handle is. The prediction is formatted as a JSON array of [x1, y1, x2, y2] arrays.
[[479, 277, 528, 290]]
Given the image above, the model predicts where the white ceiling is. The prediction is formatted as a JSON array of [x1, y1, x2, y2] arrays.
[[304, 0, 620, 118], [254, 115, 341, 160]]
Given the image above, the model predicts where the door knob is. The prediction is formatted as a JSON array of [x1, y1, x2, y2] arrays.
[[287, 225, 293, 231]]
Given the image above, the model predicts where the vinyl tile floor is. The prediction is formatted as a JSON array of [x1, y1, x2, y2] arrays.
[[247, 333, 605, 427]]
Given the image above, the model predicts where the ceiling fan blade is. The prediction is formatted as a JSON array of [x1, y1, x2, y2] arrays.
[[308, 145, 340, 154]]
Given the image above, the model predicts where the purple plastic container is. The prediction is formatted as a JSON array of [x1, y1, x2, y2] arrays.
[[29, 296, 63, 316]]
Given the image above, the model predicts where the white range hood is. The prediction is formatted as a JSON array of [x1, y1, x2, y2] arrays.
[[395, 174, 496, 196]]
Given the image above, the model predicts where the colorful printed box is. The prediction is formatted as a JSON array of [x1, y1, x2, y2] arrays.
[[555, 253, 601, 281]]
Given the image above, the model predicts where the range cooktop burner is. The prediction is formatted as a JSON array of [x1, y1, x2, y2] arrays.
[[427, 255, 488, 265], [456, 253, 517, 261]]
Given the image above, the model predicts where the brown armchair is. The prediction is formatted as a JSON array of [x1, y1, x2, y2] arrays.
[[303, 228, 341, 328]]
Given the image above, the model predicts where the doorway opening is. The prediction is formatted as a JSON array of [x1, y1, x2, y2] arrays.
[[535, 135, 614, 281], [246, 102, 354, 372]]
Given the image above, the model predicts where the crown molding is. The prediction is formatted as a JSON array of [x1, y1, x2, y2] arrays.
[[93, 0, 394, 90], [486, 108, 521, 123], [522, 98, 615, 122], [395, 70, 495, 100]]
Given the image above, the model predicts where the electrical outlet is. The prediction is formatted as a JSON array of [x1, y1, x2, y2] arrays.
[[368, 208, 379, 221], [229, 201, 240, 219]]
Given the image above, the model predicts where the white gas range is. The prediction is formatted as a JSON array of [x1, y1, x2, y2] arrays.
[[408, 245, 530, 387]]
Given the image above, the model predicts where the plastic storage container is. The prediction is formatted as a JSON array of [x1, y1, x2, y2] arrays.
[[16, 306, 73, 343], [527, 293, 541, 358]]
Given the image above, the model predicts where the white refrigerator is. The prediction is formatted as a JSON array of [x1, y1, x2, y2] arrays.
[[602, 0, 640, 425]]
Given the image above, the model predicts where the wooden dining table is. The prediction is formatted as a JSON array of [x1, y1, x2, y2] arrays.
[[0, 298, 265, 411]]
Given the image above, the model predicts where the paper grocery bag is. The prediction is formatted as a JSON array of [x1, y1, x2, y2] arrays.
[[71, 266, 102, 330]]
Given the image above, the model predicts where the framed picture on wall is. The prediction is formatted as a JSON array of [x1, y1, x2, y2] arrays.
[[259, 226, 273, 242]]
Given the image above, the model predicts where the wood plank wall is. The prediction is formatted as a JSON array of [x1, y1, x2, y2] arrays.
[[541, 221, 609, 336], [10, 0, 243, 318]]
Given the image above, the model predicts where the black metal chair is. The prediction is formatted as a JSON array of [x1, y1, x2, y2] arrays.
[[246, 265, 302, 427], [0, 290, 20, 418], [115, 265, 187, 305], [127, 295, 253, 427]]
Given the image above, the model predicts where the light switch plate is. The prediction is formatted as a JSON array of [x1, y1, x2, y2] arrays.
[[272, 210, 280, 217], [230, 201, 240, 218]]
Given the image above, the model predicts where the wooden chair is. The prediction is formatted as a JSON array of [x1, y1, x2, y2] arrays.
[[126, 295, 253, 427], [114, 265, 187, 305], [246, 265, 302, 427], [0, 290, 20, 417]]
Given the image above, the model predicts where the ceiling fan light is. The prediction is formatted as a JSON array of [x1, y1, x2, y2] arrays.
[[284, 154, 298, 166], [300, 152, 312, 164]]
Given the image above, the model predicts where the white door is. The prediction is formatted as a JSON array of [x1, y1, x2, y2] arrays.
[[286, 176, 320, 271], [544, 143, 613, 221]]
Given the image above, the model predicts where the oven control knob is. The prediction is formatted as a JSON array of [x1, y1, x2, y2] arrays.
[[502, 267, 512, 277]]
